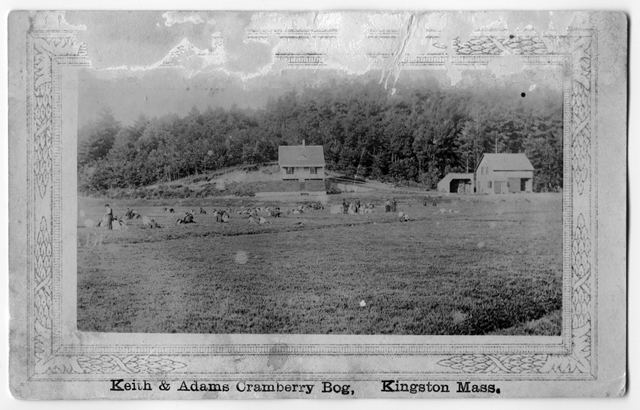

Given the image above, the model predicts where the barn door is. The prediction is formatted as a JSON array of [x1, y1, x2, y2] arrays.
[[508, 178, 520, 193], [450, 180, 459, 193], [494, 181, 502, 194], [299, 181, 306, 191]]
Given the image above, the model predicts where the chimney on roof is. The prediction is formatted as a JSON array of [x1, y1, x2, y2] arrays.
[[302, 139, 305, 146]]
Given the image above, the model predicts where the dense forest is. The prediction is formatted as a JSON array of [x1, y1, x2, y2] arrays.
[[78, 79, 563, 194]]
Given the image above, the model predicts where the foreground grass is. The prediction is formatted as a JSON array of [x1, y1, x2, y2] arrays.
[[78, 193, 562, 335]]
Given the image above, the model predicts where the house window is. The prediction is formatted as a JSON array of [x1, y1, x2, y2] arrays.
[[488, 181, 492, 188], [310, 167, 317, 175], [481, 167, 484, 175], [285, 167, 294, 175]]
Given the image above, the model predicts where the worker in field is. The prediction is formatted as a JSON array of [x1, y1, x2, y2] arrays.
[[392, 197, 397, 212], [176, 212, 195, 225], [103, 204, 114, 229], [355, 198, 361, 213], [342, 199, 348, 214], [385, 199, 391, 213]]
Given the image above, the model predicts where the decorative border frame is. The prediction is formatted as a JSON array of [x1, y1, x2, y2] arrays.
[[24, 12, 597, 381]]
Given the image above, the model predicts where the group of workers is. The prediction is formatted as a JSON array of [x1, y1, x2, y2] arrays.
[[124, 208, 140, 220], [341, 198, 360, 214], [384, 198, 398, 213], [340, 198, 376, 215], [100, 195, 412, 230]]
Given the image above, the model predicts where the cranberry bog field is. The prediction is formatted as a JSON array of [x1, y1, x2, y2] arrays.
[[77, 192, 562, 335]]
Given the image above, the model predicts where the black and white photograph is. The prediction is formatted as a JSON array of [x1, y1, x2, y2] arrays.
[[75, 21, 564, 336], [7, 8, 627, 400]]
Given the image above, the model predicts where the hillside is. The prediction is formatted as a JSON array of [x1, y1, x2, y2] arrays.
[[85, 160, 429, 200], [78, 78, 563, 195], [146, 162, 281, 190]]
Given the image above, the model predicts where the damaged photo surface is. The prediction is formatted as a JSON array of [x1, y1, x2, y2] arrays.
[[75, 11, 564, 335]]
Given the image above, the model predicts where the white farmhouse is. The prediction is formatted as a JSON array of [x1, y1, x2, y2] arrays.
[[278, 141, 326, 182]]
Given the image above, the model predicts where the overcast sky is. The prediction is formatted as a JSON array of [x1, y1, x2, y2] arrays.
[[72, 11, 564, 126]]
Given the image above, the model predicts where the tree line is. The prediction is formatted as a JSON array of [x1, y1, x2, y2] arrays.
[[78, 78, 563, 194]]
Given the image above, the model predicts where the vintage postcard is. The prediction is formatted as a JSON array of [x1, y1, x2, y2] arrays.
[[8, 10, 627, 399]]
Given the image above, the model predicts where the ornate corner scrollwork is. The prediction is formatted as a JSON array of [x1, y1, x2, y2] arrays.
[[31, 35, 87, 199], [540, 322, 591, 373], [437, 323, 591, 374]]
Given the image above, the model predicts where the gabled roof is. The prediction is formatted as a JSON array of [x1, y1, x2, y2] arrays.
[[278, 145, 325, 167], [475, 153, 535, 173]]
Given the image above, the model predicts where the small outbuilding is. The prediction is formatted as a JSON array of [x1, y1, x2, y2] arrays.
[[437, 173, 474, 194], [475, 153, 534, 194]]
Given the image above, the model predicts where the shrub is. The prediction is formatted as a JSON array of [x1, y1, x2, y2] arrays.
[[326, 181, 341, 195]]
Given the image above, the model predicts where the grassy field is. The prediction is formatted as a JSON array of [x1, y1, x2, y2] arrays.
[[77, 192, 563, 335]]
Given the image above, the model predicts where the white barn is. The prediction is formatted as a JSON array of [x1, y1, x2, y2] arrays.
[[475, 153, 534, 194]]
